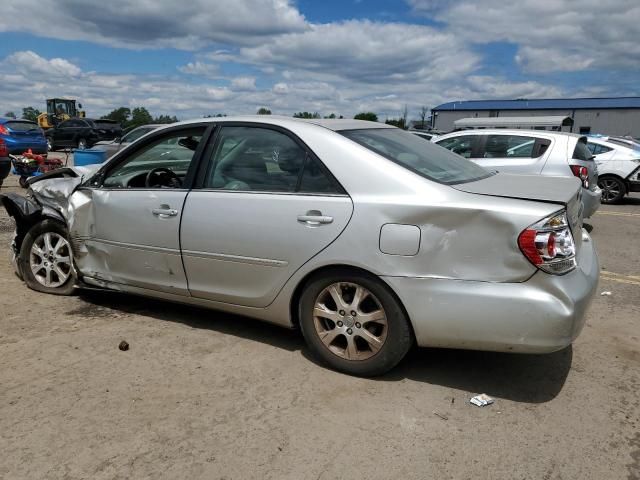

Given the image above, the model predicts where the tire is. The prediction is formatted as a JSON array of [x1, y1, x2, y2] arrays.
[[598, 175, 626, 204], [46, 136, 54, 152], [18, 219, 76, 295], [19, 176, 28, 188], [299, 269, 413, 376], [77, 138, 87, 150]]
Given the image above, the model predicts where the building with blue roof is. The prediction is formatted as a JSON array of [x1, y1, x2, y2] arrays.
[[431, 97, 640, 136]]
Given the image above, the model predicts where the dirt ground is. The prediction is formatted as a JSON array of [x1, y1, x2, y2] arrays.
[[1, 165, 639, 480]]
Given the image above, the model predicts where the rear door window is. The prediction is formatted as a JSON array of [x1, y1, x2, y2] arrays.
[[204, 126, 343, 194], [435, 135, 477, 158], [482, 134, 539, 158]]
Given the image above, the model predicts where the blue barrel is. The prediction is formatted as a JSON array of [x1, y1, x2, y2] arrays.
[[74, 148, 107, 166]]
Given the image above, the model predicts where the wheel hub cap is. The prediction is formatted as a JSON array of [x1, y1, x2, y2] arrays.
[[29, 231, 72, 288], [313, 282, 388, 361]]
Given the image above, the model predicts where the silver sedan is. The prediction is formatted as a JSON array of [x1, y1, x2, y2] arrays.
[[0, 117, 599, 376]]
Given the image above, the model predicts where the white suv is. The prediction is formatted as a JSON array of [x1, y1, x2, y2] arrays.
[[432, 129, 601, 218], [586, 136, 640, 204]]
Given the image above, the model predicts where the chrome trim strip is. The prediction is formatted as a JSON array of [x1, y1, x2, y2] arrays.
[[182, 250, 288, 267], [90, 238, 180, 255]]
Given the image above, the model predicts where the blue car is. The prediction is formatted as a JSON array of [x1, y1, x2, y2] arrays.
[[0, 118, 48, 186]]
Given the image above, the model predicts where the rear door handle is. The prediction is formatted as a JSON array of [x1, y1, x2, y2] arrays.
[[152, 205, 179, 217], [297, 211, 333, 225]]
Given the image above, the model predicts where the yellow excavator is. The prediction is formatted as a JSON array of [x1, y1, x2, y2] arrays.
[[37, 98, 86, 130]]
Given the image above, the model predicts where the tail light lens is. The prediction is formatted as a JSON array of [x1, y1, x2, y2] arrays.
[[0, 125, 8, 135], [518, 211, 576, 275], [570, 165, 589, 188]]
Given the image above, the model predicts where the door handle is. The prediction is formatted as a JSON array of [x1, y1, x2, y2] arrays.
[[297, 210, 333, 225], [152, 205, 179, 217]]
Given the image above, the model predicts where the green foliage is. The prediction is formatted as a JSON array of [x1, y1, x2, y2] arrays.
[[101, 107, 131, 125], [154, 114, 179, 124], [385, 118, 406, 129], [4, 111, 16, 119], [324, 113, 337, 119], [293, 111, 321, 119], [101, 106, 175, 128], [22, 106, 41, 122], [257, 107, 272, 115], [354, 112, 378, 122]]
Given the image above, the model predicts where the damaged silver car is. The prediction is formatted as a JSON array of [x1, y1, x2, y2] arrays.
[[0, 117, 599, 376]]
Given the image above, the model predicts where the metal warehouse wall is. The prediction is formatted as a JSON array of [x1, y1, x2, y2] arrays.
[[433, 108, 640, 136]]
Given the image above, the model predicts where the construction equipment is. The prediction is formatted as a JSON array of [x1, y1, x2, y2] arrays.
[[37, 98, 86, 130]]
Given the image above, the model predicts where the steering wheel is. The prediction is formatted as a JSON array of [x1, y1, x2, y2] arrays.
[[145, 167, 182, 188]]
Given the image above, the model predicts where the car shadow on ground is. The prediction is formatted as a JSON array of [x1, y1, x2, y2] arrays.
[[76, 290, 572, 404]]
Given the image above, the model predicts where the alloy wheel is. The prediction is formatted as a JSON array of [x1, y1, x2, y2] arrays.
[[599, 178, 622, 203], [29, 232, 72, 288], [313, 282, 388, 361]]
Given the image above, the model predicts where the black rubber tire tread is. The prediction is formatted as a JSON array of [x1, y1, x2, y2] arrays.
[[19, 219, 76, 295], [299, 268, 413, 377]]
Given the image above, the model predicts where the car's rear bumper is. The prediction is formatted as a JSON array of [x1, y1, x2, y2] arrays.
[[383, 229, 599, 354], [581, 185, 601, 218]]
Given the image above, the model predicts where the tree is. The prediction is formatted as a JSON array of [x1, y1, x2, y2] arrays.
[[101, 107, 131, 126], [129, 107, 153, 128], [4, 111, 16, 119], [418, 105, 429, 129], [324, 113, 336, 119], [293, 111, 320, 119], [385, 118, 405, 129], [400, 104, 408, 130], [257, 107, 271, 115], [153, 114, 178, 124], [22, 106, 41, 122], [354, 112, 378, 122]]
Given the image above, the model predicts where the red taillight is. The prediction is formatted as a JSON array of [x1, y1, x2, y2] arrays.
[[0, 138, 7, 157], [0, 125, 8, 135], [518, 211, 577, 275], [570, 165, 589, 188], [517, 229, 542, 265]]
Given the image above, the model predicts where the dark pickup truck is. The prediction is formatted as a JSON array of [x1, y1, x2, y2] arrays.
[[47, 118, 122, 151]]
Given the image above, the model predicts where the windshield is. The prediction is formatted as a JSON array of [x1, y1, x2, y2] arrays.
[[340, 128, 492, 185]]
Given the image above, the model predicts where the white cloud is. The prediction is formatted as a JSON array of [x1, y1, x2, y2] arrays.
[[408, 0, 640, 73], [0, 0, 308, 50], [5, 50, 82, 78], [231, 76, 257, 91]]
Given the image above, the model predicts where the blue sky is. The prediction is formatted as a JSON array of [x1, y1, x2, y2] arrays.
[[0, 0, 638, 120]]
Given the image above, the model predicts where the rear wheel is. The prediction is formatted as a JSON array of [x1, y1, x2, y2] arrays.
[[19, 219, 76, 295], [77, 138, 88, 150], [598, 175, 626, 204], [299, 270, 412, 376]]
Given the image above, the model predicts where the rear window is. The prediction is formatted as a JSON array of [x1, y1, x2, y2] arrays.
[[6, 121, 40, 132], [572, 139, 594, 161], [341, 128, 492, 185]]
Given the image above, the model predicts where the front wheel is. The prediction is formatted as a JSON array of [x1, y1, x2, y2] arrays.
[[598, 176, 626, 204], [299, 270, 413, 376], [19, 219, 76, 295]]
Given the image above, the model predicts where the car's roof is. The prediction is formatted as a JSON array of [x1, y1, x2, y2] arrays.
[[438, 128, 583, 138], [0, 117, 37, 124], [166, 115, 394, 132]]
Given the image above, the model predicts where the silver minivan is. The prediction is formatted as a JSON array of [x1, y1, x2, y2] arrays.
[[433, 129, 601, 218]]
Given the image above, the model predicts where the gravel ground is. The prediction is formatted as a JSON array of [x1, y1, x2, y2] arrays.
[[0, 167, 639, 479]]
